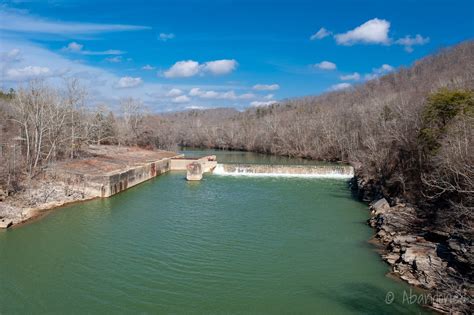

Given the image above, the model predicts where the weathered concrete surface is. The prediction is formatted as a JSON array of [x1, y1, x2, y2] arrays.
[[171, 155, 217, 173], [186, 162, 203, 181], [52, 146, 180, 198]]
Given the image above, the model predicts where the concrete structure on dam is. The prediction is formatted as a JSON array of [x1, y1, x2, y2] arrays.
[[52, 146, 218, 198], [48, 145, 353, 203], [52, 145, 180, 197], [170, 155, 217, 173]]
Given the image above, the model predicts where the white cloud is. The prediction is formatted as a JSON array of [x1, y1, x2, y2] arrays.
[[167, 88, 183, 97], [186, 105, 206, 110], [1, 48, 22, 62], [200, 90, 219, 98], [314, 61, 337, 70], [164, 59, 238, 78], [159, 33, 175, 41], [189, 88, 202, 96], [329, 83, 352, 91], [310, 27, 331, 40], [395, 34, 429, 52], [264, 94, 274, 100], [202, 59, 237, 75], [335, 18, 390, 45], [220, 91, 237, 100], [105, 56, 122, 63], [172, 95, 190, 103], [0, 9, 150, 35], [340, 72, 360, 81], [251, 100, 277, 107], [63, 42, 83, 52], [6, 65, 51, 80], [164, 60, 200, 78], [62, 42, 125, 55], [188, 88, 254, 100], [115, 76, 143, 88], [364, 64, 394, 80], [0, 37, 260, 110], [142, 64, 155, 70], [252, 84, 280, 91], [378, 64, 394, 72], [239, 93, 256, 99]]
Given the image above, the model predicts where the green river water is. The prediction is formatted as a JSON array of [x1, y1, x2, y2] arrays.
[[0, 150, 428, 314]]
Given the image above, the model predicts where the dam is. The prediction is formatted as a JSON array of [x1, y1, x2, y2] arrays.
[[53, 147, 353, 199], [213, 163, 354, 178]]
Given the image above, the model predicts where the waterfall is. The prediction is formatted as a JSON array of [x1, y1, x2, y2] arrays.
[[212, 163, 354, 179]]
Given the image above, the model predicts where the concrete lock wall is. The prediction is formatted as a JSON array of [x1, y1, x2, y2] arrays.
[[53, 159, 172, 198], [101, 159, 171, 197], [51, 154, 219, 200]]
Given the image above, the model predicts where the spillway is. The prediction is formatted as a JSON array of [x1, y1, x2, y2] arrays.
[[212, 163, 354, 179]]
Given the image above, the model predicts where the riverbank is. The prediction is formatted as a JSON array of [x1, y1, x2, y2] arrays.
[[0, 180, 97, 228], [353, 176, 472, 314]]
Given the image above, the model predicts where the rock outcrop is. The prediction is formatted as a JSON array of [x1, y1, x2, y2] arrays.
[[0, 180, 94, 229], [368, 199, 473, 313]]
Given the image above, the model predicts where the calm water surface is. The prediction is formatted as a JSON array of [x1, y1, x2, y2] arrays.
[[0, 151, 427, 314]]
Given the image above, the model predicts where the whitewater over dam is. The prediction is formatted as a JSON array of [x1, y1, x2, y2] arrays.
[[213, 163, 354, 178]]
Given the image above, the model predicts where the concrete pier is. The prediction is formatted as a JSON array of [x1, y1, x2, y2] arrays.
[[186, 162, 203, 181]]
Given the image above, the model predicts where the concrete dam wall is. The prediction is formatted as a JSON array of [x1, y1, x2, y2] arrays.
[[212, 163, 354, 179], [52, 146, 179, 198], [86, 159, 172, 197]]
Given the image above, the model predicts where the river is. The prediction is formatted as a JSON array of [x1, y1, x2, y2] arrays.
[[0, 150, 427, 314]]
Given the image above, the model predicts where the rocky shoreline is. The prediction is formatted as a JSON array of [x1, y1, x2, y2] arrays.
[[0, 180, 95, 229], [353, 176, 473, 314]]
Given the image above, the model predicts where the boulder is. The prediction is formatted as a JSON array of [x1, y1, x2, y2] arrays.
[[400, 242, 447, 289], [371, 198, 390, 215], [382, 253, 400, 265], [0, 218, 13, 229]]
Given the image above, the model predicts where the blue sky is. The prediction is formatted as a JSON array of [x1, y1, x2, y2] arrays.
[[0, 0, 473, 111]]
